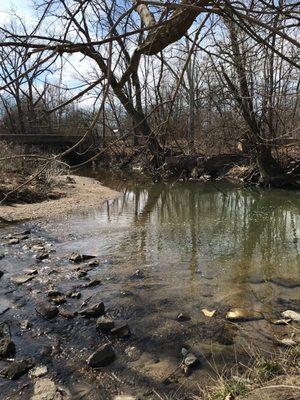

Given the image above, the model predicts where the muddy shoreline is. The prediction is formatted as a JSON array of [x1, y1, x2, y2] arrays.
[[0, 175, 120, 223]]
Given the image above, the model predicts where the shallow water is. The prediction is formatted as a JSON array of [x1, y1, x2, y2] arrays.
[[0, 172, 299, 398]]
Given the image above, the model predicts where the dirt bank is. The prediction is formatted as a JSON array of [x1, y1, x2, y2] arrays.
[[0, 175, 120, 222]]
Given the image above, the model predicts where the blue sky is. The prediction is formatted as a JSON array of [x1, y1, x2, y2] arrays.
[[0, 0, 34, 23]]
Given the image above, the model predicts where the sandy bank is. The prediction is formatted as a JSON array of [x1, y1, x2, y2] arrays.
[[0, 175, 120, 222]]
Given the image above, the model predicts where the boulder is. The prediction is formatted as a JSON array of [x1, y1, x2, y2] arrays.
[[87, 344, 115, 368]]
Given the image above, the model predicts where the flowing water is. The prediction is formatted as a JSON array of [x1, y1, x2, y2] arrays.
[[0, 171, 299, 398]]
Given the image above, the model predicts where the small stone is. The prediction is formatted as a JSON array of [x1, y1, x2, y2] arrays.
[[31, 245, 45, 252], [87, 344, 115, 368], [11, 274, 34, 285], [111, 323, 131, 338], [69, 253, 96, 263], [84, 279, 101, 288], [1, 359, 34, 380], [18, 235, 29, 241], [88, 260, 99, 268], [0, 338, 16, 358], [59, 308, 75, 319], [79, 302, 105, 318], [21, 229, 31, 235], [177, 313, 191, 321], [36, 303, 58, 319], [67, 291, 81, 299], [29, 365, 48, 378], [184, 352, 199, 367], [276, 338, 298, 347], [226, 308, 263, 322], [8, 238, 19, 245], [96, 316, 115, 332], [24, 268, 38, 275], [20, 320, 32, 329], [35, 252, 49, 261], [77, 270, 87, 278]]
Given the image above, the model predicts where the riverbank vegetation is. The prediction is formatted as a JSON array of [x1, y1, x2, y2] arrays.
[[0, 0, 299, 197]]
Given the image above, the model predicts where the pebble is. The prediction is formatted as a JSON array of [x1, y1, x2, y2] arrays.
[[0, 338, 16, 358], [226, 308, 263, 322], [36, 303, 59, 319], [29, 365, 48, 378], [79, 302, 105, 318], [96, 316, 115, 332], [87, 344, 115, 368], [11, 274, 34, 284], [20, 320, 32, 329]]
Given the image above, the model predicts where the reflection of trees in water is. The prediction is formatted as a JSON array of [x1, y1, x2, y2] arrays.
[[105, 182, 299, 276]]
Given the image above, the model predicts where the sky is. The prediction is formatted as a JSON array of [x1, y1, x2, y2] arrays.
[[0, 0, 34, 24]]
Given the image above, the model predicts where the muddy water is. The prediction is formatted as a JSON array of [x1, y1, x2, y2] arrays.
[[0, 172, 299, 399]]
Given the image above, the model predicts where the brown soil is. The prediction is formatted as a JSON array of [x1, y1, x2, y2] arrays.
[[0, 175, 120, 222]]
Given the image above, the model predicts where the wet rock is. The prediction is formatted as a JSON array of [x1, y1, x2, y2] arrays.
[[67, 291, 81, 299], [59, 308, 76, 319], [1, 358, 34, 380], [31, 378, 69, 400], [177, 313, 191, 322], [79, 302, 105, 318], [77, 270, 87, 278], [111, 323, 131, 338], [0, 270, 3, 279], [20, 320, 32, 329], [35, 251, 49, 261], [87, 344, 115, 368], [0, 338, 16, 358], [69, 252, 96, 263], [84, 279, 101, 288], [29, 365, 48, 378], [11, 274, 34, 285], [8, 238, 20, 245], [270, 277, 300, 288], [282, 310, 300, 322], [96, 316, 115, 332], [226, 308, 263, 322], [36, 303, 59, 319], [24, 268, 38, 275]]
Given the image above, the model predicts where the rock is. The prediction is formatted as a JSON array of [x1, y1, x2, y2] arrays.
[[1, 359, 34, 379], [184, 351, 199, 368], [111, 323, 131, 338], [77, 270, 87, 278], [281, 310, 300, 322], [35, 251, 49, 261], [0, 253, 5, 259], [88, 260, 99, 268], [125, 346, 141, 361], [67, 291, 81, 299], [29, 365, 48, 378], [84, 279, 101, 288], [201, 308, 216, 318], [31, 378, 69, 400], [8, 238, 19, 245], [59, 308, 75, 319], [114, 396, 137, 400], [226, 308, 263, 322], [24, 268, 38, 275], [87, 344, 115, 368], [0, 305, 9, 316], [79, 302, 105, 318], [31, 245, 45, 252], [11, 274, 34, 284], [49, 295, 66, 305], [177, 313, 191, 322], [276, 338, 298, 347], [0, 270, 3, 279], [0, 338, 16, 358], [69, 253, 96, 263], [36, 303, 59, 319], [20, 320, 32, 329], [96, 316, 115, 332], [21, 229, 31, 235], [18, 234, 29, 241]]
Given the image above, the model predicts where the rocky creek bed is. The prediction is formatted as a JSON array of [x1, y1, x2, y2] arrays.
[[0, 178, 299, 399]]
